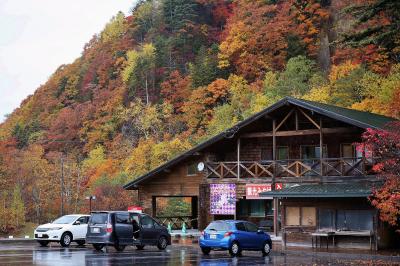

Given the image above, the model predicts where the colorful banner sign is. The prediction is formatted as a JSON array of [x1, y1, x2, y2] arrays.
[[246, 183, 283, 199], [210, 184, 236, 215]]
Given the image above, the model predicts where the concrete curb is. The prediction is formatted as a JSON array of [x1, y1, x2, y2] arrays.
[[277, 248, 400, 262], [0, 238, 36, 245]]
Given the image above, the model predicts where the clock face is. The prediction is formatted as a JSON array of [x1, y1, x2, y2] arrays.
[[197, 162, 205, 171]]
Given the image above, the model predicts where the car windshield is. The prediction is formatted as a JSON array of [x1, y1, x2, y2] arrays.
[[206, 221, 231, 231], [52, 215, 78, 224], [89, 213, 109, 224]]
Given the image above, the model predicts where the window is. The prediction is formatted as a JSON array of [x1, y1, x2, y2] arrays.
[[285, 207, 316, 226], [89, 213, 108, 225], [319, 209, 335, 230], [235, 222, 246, 231], [77, 216, 89, 224], [187, 162, 198, 176], [286, 207, 300, 226], [237, 200, 267, 217], [141, 215, 154, 229], [206, 221, 231, 231], [237, 200, 248, 216], [336, 210, 373, 231], [245, 222, 258, 232], [301, 207, 316, 226], [116, 213, 130, 224], [250, 200, 265, 217], [318, 209, 374, 231], [301, 145, 327, 159], [277, 146, 289, 160], [341, 144, 355, 158]]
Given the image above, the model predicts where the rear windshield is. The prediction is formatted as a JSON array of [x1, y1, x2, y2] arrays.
[[206, 221, 231, 231], [89, 213, 108, 225]]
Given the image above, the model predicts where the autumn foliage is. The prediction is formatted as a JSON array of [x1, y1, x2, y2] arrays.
[[362, 123, 400, 229], [0, 0, 399, 230]]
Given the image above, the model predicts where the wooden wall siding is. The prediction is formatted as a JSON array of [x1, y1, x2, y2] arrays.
[[138, 161, 204, 215]]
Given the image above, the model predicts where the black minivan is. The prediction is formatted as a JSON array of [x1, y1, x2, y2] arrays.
[[86, 211, 171, 251]]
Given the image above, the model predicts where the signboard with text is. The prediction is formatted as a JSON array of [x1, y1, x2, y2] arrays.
[[246, 183, 283, 199], [210, 184, 236, 215]]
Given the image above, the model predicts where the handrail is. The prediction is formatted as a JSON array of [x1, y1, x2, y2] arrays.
[[205, 157, 375, 179]]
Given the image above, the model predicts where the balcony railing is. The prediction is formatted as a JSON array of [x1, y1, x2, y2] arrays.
[[205, 158, 373, 179]]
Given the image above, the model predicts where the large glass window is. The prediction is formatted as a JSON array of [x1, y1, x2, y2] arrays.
[[238, 200, 267, 217], [155, 197, 192, 217], [250, 200, 265, 217]]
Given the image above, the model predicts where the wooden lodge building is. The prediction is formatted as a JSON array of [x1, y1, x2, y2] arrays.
[[124, 97, 397, 249]]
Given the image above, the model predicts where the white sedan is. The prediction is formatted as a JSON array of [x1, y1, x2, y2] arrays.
[[34, 214, 90, 247]]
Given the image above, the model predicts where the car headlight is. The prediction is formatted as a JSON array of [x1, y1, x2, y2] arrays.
[[48, 227, 63, 231]]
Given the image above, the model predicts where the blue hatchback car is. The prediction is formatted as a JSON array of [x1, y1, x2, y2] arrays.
[[199, 220, 272, 257]]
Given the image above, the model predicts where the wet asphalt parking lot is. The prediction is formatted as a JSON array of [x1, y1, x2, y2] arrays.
[[1, 243, 400, 266]]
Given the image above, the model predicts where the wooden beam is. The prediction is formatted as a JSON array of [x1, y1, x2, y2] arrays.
[[275, 109, 294, 132], [320, 117, 323, 177], [241, 127, 355, 138], [298, 108, 320, 129], [237, 138, 240, 180], [295, 110, 299, 131]]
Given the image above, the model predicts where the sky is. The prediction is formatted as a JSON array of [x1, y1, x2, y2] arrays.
[[0, 0, 135, 122]]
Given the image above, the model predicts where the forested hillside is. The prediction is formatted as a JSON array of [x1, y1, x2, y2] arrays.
[[0, 0, 399, 231]]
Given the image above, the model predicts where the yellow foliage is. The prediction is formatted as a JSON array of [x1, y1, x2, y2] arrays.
[[329, 61, 360, 82]]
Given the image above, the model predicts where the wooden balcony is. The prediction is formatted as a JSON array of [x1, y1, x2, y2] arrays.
[[205, 158, 373, 179]]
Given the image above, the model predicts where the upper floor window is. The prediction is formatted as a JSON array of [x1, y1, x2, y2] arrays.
[[187, 162, 198, 176], [277, 146, 289, 160], [301, 145, 327, 159]]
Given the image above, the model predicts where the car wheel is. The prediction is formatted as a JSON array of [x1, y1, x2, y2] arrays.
[[262, 241, 271, 256], [201, 247, 211, 255], [76, 240, 85, 246], [93, 244, 104, 251], [136, 245, 145, 250], [38, 240, 49, 247], [157, 236, 168, 250], [60, 232, 72, 247], [229, 241, 241, 257], [114, 244, 126, 252]]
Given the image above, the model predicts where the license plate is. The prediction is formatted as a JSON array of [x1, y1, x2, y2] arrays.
[[210, 234, 217, 239], [37, 233, 42, 238], [91, 227, 100, 233]]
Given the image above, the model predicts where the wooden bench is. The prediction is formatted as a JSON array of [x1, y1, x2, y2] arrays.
[[333, 230, 374, 250], [311, 231, 335, 249]]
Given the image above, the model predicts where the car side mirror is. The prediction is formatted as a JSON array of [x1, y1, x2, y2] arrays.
[[74, 221, 81, 225], [257, 229, 264, 234]]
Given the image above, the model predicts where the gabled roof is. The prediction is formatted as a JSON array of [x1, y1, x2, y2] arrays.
[[123, 97, 396, 190], [259, 183, 375, 198]]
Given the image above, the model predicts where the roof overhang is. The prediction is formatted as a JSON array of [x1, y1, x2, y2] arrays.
[[259, 183, 374, 198]]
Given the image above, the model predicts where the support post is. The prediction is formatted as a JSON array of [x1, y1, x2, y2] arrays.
[[319, 118, 323, 177], [237, 138, 240, 180], [272, 119, 279, 237]]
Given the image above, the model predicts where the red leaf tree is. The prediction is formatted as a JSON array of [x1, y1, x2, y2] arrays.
[[362, 122, 400, 229]]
